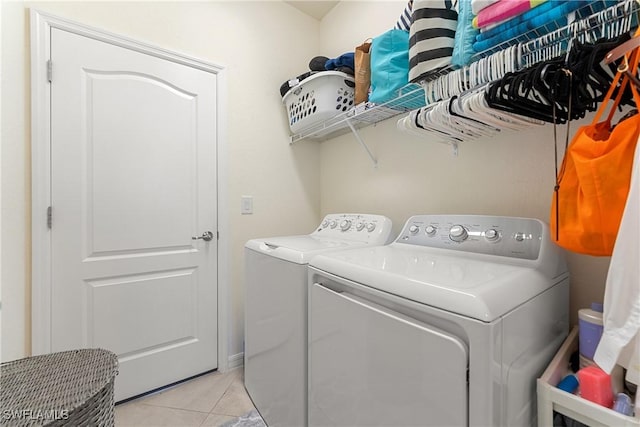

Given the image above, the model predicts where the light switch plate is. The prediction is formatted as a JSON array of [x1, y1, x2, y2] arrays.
[[241, 196, 253, 214]]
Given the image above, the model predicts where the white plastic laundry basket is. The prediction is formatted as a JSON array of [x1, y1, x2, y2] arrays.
[[283, 71, 355, 134]]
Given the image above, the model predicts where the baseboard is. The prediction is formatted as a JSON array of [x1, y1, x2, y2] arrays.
[[227, 352, 244, 370]]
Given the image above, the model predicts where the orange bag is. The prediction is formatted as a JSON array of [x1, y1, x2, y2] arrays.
[[550, 48, 640, 256], [354, 39, 372, 105]]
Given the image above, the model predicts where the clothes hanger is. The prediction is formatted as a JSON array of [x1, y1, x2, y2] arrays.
[[489, 29, 637, 124], [604, 32, 640, 90], [564, 40, 603, 112], [462, 89, 543, 130], [462, 95, 514, 129], [616, 55, 640, 89], [585, 33, 637, 106], [411, 0, 639, 140], [485, 60, 570, 123], [484, 74, 546, 121], [420, 97, 491, 141], [448, 96, 500, 134], [398, 109, 463, 144], [602, 25, 636, 64], [512, 64, 565, 121]]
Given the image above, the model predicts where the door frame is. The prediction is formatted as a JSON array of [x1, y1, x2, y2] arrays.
[[30, 9, 231, 372]]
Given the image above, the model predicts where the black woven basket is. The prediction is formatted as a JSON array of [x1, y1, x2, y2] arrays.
[[0, 349, 119, 426]]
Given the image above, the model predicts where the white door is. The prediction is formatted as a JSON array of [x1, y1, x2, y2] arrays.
[[49, 28, 218, 401]]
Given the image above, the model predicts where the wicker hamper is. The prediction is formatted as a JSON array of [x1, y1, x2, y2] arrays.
[[0, 349, 119, 426]]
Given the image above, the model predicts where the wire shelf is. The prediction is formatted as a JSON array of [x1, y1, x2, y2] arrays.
[[420, 0, 639, 105], [289, 83, 425, 143], [290, 0, 639, 143], [471, 0, 637, 61]]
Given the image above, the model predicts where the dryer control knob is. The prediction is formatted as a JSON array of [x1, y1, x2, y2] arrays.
[[356, 221, 366, 231], [340, 219, 352, 231], [449, 225, 468, 242], [425, 225, 437, 236], [366, 223, 376, 232], [409, 225, 420, 235], [329, 220, 337, 229], [484, 229, 499, 241]]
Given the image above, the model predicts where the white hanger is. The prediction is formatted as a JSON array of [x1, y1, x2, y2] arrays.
[[418, 102, 471, 141], [472, 92, 545, 128], [463, 93, 521, 130], [455, 82, 546, 130], [419, 94, 497, 142], [397, 110, 453, 142]]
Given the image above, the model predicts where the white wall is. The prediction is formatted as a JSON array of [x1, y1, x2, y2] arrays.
[[0, 0, 614, 363], [319, 1, 611, 325], [1, 1, 321, 362]]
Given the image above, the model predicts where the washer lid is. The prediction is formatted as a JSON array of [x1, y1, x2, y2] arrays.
[[245, 235, 367, 264], [310, 244, 566, 322]]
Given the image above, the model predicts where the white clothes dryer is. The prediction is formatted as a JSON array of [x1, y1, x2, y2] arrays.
[[308, 215, 569, 427], [244, 214, 393, 427]]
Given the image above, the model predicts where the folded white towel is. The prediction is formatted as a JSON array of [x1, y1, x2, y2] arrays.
[[471, 0, 499, 15]]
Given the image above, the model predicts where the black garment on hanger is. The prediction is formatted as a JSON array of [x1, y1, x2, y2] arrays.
[[484, 33, 634, 124]]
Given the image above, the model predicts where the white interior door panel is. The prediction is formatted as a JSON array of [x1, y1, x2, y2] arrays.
[[50, 28, 218, 401]]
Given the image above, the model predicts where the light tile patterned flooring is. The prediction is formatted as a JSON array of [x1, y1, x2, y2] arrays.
[[115, 368, 257, 426]]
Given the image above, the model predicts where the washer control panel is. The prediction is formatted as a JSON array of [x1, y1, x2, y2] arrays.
[[397, 215, 543, 260], [313, 214, 393, 244]]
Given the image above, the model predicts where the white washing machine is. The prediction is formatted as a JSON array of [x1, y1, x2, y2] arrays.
[[244, 213, 393, 427], [308, 215, 570, 427]]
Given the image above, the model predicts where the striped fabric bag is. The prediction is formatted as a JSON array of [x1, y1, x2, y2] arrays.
[[409, 0, 458, 83], [395, 0, 414, 31]]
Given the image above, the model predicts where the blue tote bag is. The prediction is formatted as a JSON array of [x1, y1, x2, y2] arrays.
[[369, 29, 410, 104]]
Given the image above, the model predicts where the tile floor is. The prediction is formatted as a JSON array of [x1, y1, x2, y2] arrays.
[[115, 368, 257, 426]]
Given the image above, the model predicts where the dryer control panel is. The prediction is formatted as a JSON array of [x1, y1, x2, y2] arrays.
[[397, 215, 544, 260], [313, 214, 393, 244]]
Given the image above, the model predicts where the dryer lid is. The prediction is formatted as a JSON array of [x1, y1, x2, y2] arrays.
[[245, 235, 366, 264], [244, 213, 394, 264], [309, 244, 567, 322]]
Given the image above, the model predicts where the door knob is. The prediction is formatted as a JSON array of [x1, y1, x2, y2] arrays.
[[192, 231, 214, 242]]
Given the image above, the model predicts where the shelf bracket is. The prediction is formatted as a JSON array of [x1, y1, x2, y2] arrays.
[[346, 119, 378, 168]]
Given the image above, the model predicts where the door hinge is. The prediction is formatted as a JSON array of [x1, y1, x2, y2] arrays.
[[47, 206, 52, 229], [217, 231, 220, 240], [47, 60, 52, 82]]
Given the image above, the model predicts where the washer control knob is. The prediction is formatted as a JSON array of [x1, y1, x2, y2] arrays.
[[321, 220, 329, 228], [366, 223, 376, 232], [329, 220, 337, 229], [514, 232, 525, 242], [449, 225, 468, 242], [484, 229, 499, 241], [356, 221, 366, 231], [409, 225, 420, 235], [425, 225, 437, 236], [340, 219, 352, 231]]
